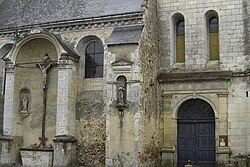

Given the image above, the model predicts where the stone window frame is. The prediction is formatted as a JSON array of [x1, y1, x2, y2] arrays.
[[84, 40, 104, 78], [206, 10, 220, 61], [76, 35, 104, 80], [171, 13, 185, 69]]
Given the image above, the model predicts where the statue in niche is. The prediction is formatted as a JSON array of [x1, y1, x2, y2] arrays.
[[21, 94, 29, 113], [116, 76, 128, 111], [20, 89, 30, 113], [118, 83, 126, 104]]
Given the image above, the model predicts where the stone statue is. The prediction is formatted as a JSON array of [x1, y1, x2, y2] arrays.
[[37, 54, 52, 89], [118, 83, 126, 104], [21, 94, 28, 113]]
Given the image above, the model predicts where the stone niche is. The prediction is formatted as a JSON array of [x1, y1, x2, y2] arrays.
[[14, 38, 58, 166], [14, 38, 58, 147]]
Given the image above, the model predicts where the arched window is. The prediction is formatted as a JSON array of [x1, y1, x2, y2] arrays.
[[176, 18, 185, 63], [85, 41, 104, 78], [208, 14, 219, 60]]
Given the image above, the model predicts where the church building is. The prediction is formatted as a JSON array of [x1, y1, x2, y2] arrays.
[[0, 0, 249, 167]]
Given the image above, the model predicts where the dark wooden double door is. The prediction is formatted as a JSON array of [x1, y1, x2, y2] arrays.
[[177, 120, 215, 167]]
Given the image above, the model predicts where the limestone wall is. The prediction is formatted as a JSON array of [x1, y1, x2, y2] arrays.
[[76, 90, 105, 166], [228, 77, 250, 154], [105, 43, 141, 166], [61, 29, 113, 166], [244, 0, 250, 60], [158, 0, 245, 71], [138, 0, 161, 166]]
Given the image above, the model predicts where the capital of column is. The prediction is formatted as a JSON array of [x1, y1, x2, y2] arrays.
[[58, 60, 73, 69], [5, 63, 15, 73], [217, 92, 229, 97]]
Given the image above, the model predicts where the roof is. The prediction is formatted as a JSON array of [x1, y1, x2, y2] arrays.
[[0, 0, 143, 30], [107, 25, 144, 45]]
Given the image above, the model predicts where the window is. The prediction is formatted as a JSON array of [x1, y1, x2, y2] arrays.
[[176, 18, 185, 63], [85, 41, 104, 78], [208, 15, 219, 60]]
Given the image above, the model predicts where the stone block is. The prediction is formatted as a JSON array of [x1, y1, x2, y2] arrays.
[[20, 148, 53, 167], [53, 135, 77, 167], [161, 146, 175, 167], [217, 146, 231, 167]]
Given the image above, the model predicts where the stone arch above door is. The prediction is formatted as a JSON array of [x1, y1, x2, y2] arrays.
[[177, 98, 215, 120], [171, 95, 218, 119]]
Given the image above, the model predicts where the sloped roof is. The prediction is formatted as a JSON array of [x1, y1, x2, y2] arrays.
[[107, 25, 144, 45], [0, 0, 143, 29]]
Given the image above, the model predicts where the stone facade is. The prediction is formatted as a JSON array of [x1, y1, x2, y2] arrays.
[[158, 0, 250, 166], [0, 0, 248, 167]]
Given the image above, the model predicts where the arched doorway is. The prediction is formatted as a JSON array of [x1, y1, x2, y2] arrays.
[[177, 99, 215, 167]]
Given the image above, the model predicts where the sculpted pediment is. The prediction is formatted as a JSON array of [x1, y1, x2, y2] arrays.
[[111, 59, 133, 66]]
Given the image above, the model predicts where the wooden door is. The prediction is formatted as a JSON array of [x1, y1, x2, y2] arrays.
[[177, 99, 216, 167]]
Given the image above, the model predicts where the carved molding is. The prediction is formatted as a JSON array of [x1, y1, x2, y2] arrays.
[[111, 59, 133, 66], [0, 13, 143, 39], [112, 59, 134, 72], [58, 60, 73, 69], [53, 135, 77, 143], [28, 26, 45, 35], [5, 63, 15, 72], [60, 53, 79, 63]]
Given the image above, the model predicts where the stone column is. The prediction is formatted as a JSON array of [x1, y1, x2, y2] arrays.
[[217, 93, 231, 167], [0, 63, 15, 165], [54, 59, 77, 167], [3, 63, 15, 136]]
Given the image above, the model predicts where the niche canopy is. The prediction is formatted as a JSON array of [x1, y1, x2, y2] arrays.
[[2, 27, 80, 64]]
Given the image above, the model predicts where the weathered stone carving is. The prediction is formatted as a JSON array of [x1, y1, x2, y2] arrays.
[[116, 76, 128, 111], [19, 89, 30, 113], [37, 54, 53, 90], [21, 94, 28, 113], [5, 63, 15, 72]]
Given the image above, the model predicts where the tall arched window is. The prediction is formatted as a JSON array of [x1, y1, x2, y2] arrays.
[[208, 14, 219, 60], [176, 18, 185, 63], [85, 41, 104, 78]]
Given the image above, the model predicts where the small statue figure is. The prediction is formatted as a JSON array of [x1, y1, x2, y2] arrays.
[[118, 83, 125, 104], [37, 54, 52, 89], [21, 94, 29, 113]]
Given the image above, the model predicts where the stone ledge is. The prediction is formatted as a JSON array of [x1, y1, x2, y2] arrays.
[[216, 146, 231, 154], [0, 135, 12, 141], [161, 146, 175, 153], [19, 148, 54, 152], [158, 70, 232, 82], [53, 135, 77, 143]]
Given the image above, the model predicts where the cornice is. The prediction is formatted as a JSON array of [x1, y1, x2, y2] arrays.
[[0, 12, 144, 39], [158, 70, 233, 82]]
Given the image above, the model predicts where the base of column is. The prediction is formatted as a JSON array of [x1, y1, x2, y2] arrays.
[[53, 135, 77, 167], [0, 136, 12, 165], [161, 146, 175, 167], [217, 146, 231, 167]]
